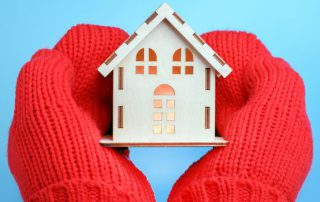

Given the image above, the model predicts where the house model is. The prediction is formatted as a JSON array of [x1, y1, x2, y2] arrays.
[[98, 3, 232, 147]]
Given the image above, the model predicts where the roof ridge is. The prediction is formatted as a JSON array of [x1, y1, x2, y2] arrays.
[[98, 3, 232, 78]]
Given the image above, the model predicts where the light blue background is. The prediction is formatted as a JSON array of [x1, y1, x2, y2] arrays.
[[1, 0, 319, 201]]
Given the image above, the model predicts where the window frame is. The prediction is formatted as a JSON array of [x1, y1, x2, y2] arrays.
[[172, 48, 194, 75], [205, 106, 210, 129], [118, 106, 123, 128], [205, 68, 211, 90], [135, 48, 158, 75], [118, 67, 123, 90]]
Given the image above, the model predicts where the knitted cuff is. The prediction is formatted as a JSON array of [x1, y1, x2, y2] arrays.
[[27, 178, 152, 202], [170, 177, 288, 202]]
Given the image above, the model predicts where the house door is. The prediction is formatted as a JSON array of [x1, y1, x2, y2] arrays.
[[153, 84, 175, 134]]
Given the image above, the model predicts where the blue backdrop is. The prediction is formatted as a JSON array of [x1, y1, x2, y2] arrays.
[[1, 0, 319, 201]]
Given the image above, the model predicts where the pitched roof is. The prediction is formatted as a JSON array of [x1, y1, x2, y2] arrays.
[[98, 3, 232, 78]]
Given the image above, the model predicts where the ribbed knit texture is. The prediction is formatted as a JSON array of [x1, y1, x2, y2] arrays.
[[8, 25, 312, 202], [8, 25, 155, 202], [168, 31, 313, 202]]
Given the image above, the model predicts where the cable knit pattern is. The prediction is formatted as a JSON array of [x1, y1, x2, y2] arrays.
[[168, 31, 313, 202], [8, 25, 155, 202], [8, 25, 312, 202]]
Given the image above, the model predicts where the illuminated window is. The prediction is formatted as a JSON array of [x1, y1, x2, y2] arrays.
[[153, 85, 176, 135], [136, 66, 144, 74], [154, 84, 175, 96], [136, 48, 157, 74], [167, 112, 175, 121], [166, 125, 175, 134], [149, 49, 157, 61], [173, 48, 181, 62], [153, 112, 162, 121], [153, 125, 162, 134], [185, 66, 193, 75], [153, 99, 162, 108], [185, 49, 193, 61], [136, 48, 144, 61], [172, 66, 181, 74], [167, 100, 175, 108], [149, 66, 157, 74], [172, 48, 194, 75]]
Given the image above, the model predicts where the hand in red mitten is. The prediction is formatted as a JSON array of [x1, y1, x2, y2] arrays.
[[168, 31, 313, 202], [8, 25, 155, 201]]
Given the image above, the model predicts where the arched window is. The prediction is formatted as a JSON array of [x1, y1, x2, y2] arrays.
[[154, 84, 175, 95], [172, 48, 194, 75], [153, 84, 175, 134], [136, 48, 157, 75]]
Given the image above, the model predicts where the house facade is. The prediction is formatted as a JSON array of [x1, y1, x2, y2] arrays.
[[98, 3, 232, 146]]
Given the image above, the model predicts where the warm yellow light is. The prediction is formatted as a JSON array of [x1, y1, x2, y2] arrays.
[[167, 100, 175, 108], [166, 125, 175, 134], [153, 112, 162, 121], [167, 112, 175, 121], [153, 125, 162, 134], [153, 100, 162, 108]]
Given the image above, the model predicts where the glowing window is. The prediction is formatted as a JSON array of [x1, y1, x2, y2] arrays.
[[136, 66, 144, 74], [167, 112, 175, 121], [153, 112, 162, 121], [173, 48, 181, 61], [148, 66, 157, 74], [136, 48, 157, 75], [153, 100, 162, 108], [172, 48, 194, 75], [185, 66, 193, 75], [154, 84, 175, 96], [172, 66, 181, 74], [136, 48, 144, 61], [167, 100, 175, 108], [153, 85, 176, 135], [153, 125, 162, 134], [149, 49, 157, 61], [186, 49, 193, 61], [166, 125, 175, 134]]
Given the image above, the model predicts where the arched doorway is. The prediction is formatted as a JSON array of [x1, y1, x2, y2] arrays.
[[153, 84, 175, 134]]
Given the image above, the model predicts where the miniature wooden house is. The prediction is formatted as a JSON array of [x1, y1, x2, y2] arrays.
[[98, 3, 232, 147]]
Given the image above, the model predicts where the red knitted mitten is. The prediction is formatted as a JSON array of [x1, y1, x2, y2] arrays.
[[168, 31, 313, 202], [8, 25, 155, 201]]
